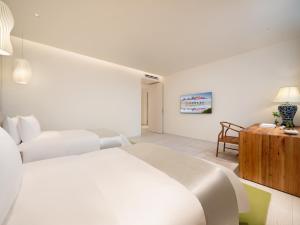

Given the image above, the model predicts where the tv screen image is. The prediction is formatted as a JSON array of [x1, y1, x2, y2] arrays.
[[180, 92, 212, 114]]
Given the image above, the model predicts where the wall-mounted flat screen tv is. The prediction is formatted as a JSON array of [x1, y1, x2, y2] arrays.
[[180, 92, 212, 114]]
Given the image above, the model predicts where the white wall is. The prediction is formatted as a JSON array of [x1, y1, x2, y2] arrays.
[[1, 37, 143, 137], [164, 39, 300, 142]]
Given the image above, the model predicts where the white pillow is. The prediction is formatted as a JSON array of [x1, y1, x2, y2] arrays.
[[0, 127, 23, 225], [2, 117, 21, 145], [18, 116, 41, 143]]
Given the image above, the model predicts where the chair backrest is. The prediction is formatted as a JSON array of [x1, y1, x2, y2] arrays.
[[219, 122, 245, 138]]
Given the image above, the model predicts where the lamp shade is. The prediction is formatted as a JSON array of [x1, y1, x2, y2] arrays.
[[13, 59, 32, 84], [274, 87, 300, 103], [0, 1, 14, 55]]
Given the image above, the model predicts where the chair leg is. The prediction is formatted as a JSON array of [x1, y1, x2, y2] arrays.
[[216, 140, 220, 157], [223, 142, 226, 152]]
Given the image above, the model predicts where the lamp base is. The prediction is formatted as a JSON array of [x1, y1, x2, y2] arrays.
[[278, 103, 297, 127]]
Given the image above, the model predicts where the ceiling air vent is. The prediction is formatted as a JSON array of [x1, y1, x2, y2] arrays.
[[142, 74, 160, 85], [145, 74, 159, 80]]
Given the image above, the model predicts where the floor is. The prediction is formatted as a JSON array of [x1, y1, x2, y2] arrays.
[[132, 128, 239, 171], [131, 129, 300, 225]]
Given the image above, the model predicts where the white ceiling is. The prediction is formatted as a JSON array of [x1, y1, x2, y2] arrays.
[[4, 0, 300, 75]]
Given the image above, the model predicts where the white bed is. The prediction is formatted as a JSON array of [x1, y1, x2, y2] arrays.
[[2, 115, 131, 163], [8, 150, 207, 225], [0, 127, 247, 225]]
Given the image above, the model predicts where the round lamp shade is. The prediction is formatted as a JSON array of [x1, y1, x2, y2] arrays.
[[13, 59, 32, 84], [0, 1, 14, 55]]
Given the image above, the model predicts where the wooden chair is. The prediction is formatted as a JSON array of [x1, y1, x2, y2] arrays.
[[216, 122, 245, 157]]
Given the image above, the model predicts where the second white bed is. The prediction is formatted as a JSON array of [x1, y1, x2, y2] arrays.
[[20, 129, 131, 163]]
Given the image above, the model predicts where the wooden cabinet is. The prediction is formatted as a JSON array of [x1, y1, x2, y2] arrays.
[[239, 124, 300, 197]]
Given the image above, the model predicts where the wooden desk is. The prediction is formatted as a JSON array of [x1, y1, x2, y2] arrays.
[[239, 124, 300, 197]]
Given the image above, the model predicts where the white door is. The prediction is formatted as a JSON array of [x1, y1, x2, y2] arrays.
[[148, 83, 163, 133]]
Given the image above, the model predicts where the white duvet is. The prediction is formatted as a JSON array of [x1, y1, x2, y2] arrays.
[[6, 148, 206, 225], [20, 130, 100, 163]]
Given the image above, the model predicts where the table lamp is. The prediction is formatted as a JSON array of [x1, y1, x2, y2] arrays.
[[274, 86, 300, 126]]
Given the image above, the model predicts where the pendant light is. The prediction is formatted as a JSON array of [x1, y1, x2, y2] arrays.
[[13, 36, 32, 84], [0, 1, 14, 55]]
